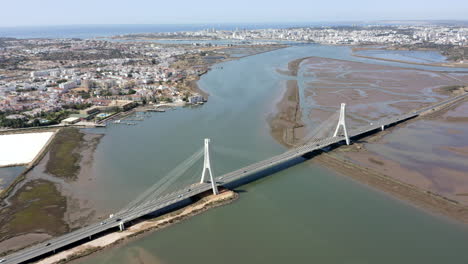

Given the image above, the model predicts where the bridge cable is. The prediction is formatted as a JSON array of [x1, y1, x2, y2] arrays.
[[119, 148, 204, 213], [297, 111, 340, 145]]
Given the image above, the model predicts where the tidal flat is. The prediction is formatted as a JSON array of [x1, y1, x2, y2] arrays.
[[0, 128, 103, 255], [271, 55, 468, 223]]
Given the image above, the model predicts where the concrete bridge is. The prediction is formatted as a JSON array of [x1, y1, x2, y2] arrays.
[[2, 93, 467, 264]]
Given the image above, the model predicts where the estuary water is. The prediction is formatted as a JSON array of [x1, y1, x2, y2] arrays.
[[355, 49, 448, 63], [75, 44, 468, 264]]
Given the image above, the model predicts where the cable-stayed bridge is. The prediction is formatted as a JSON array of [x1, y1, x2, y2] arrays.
[[2, 93, 467, 264]]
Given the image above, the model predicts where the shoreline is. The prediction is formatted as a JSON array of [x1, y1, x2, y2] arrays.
[[0, 128, 104, 255], [271, 55, 468, 225], [0, 44, 289, 258], [37, 190, 238, 264], [313, 151, 468, 224], [351, 47, 468, 68], [0, 129, 59, 199], [268, 80, 304, 147]]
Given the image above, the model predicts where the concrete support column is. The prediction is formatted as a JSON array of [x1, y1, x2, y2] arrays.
[[119, 221, 125, 231], [381, 125, 385, 131], [200, 138, 219, 195], [333, 103, 350, 145]]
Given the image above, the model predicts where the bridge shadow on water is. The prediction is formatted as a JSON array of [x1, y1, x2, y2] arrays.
[[220, 149, 331, 191], [219, 116, 418, 192]]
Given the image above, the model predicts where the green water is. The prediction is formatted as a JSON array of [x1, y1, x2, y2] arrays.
[[77, 45, 468, 264]]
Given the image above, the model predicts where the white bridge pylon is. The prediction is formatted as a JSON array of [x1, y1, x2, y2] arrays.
[[333, 103, 350, 145], [200, 138, 219, 195]]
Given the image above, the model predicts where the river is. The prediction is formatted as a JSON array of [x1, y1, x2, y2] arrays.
[[43, 44, 468, 263]]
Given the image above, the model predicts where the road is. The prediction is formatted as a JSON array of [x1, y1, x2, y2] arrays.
[[2, 93, 467, 264]]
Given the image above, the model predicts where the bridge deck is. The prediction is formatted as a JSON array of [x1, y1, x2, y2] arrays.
[[3, 93, 467, 264]]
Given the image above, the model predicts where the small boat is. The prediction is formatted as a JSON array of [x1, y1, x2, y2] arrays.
[[148, 108, 166, 112]]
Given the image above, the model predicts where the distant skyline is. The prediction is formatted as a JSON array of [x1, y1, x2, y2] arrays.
[[1, 0, 468, 27]]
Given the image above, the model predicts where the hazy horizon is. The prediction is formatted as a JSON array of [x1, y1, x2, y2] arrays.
[[1, 0, 468, 27], [1, 20, 468, 29]]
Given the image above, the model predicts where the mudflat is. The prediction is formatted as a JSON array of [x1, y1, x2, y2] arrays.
[[272, 55, 468, 223], [268, 80, 304, 146], [0, 128, 103, 255]]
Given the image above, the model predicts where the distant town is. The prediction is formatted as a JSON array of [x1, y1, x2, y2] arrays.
[[1, 24, 467, 129], [0, 39, 220, 128], [122, 24, 468, 60], [121, 25, 465, 44]]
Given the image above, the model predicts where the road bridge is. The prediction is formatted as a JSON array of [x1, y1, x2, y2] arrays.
[[2, 93, 467, 264]]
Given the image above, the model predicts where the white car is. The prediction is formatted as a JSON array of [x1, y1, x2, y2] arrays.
[[0, 259, 5, 263]]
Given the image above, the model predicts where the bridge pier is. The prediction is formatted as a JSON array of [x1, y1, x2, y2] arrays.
[[333, 103, 350, 145], [381, 125, 385, 131], [200, 138, 219, 195], [119, 221, 125, 231]]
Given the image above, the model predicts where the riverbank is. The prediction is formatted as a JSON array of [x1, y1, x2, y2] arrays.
[[313, 150, 468, 224], [0, 129, 58, 199], [268, 80, 304, 146], [352, 47, 468, 68], [313, 96, 468, 224], [0, 43, 289, 256], [37, 190, 238, 264], [276, 57, 310, 77], [174, 44, 288, 99], [0, 128, 103, 255], [271, 55, 468, 224]]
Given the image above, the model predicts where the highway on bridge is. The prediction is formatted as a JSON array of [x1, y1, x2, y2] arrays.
[[2, 93, 467, 264]]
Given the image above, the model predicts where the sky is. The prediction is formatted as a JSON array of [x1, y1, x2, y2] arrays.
[[1, 0, 467, 27]]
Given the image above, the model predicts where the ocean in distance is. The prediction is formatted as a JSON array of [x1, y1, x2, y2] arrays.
[[0, 23, 328, 39]]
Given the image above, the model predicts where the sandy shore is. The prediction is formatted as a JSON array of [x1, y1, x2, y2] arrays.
[[36, 190, 238, 264], [276, 57, 310, 77], [268, 80, 304, 147]]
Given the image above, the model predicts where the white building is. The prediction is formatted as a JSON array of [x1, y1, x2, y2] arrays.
[[59, 81, 78, 90], [188, 95, 204, 104]]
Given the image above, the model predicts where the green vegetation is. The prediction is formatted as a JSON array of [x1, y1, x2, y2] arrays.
[[159, 97, 173, 103], [0, 109, 75, 128], [438, 85, 465, 95], [368, 157, 385, 166], [393, 44, 468, 62], [122, 102, 138, 111], [62, 103, 92, 110], [46, 128, 84, 179], [0, 180, 68, 240]]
